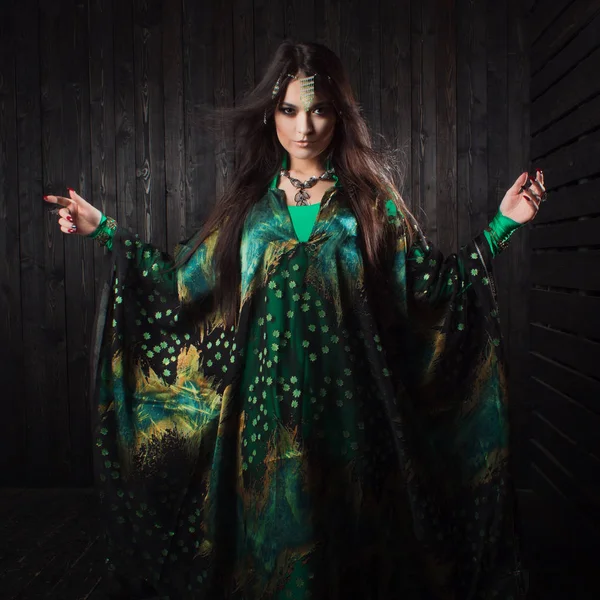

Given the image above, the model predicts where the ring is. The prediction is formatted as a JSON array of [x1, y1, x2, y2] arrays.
[[49, 207, 70, 216], [519, 180, 535, 193]]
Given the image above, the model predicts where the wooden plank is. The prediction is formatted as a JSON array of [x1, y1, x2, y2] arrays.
[[528, 467, 600, 599], [284, 0, 315, 42], [410, 0, 437, 238], [163, 0, 186, 250], [529, 439, 600, 526], [0, 489, 104, 599], [60, 0, 96, 487], [529, 465, 600, 553], [25, 493, 104, 599], [456, 0, 488, 234], [0, 491, 80, 585], [485, 0, 510, 371], [214, 0, 234, 206], [361, 0, 381, 149], [0, 4, 25, 485], [531, 46, 600, 134], [15, 0, 47, 487], [21, 2, 70, 485], [316, 0, 341, 57], [114, 0, 137, 232], [88, 0, 118, 288], [532, 129, 600, 190], [531, 2, 600, 74], [531, 250, 600, 291], [530, 289, 600, 339], [528, 470, 600, 599], [134, 0, 167, 250], [49, 534, 106, 600], [529, 377, 600, 457], [530, 216, 600, 248], [532, 93, 600, 159], [253, 0, 285, 84], [232, 0, 254, 169], [524, 0, 537, 16], [529, 351, 600, 416], [531, 7, 600, 98], [233, 0, 255, 96], [507, 0, 533, 489], [0, 489, 73, 548], [341, 0, 361, 134], [183, 0, 216, 230], [528, 0, 574, 50], [380, 0, 411, 198], [0, 490, 30, 543], [530, 323, 600, 380], [530, 177, 600, 224], [341, 0, 381, 149], [434, 0, 457, 255], [3, 497, 94, 598]]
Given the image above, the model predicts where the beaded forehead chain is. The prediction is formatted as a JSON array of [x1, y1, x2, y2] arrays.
[[264, 72, 337, 124], [272, 73, 317, 111]]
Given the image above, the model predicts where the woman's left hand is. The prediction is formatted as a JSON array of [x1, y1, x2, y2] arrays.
[[498, 170, 546, 224]]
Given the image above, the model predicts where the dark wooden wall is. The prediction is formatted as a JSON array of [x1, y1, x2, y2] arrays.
[[0, 0, 537, 493], [525, 0, 600, 558]]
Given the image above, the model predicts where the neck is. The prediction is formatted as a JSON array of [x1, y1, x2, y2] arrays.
[[287, 154, 327, 177]]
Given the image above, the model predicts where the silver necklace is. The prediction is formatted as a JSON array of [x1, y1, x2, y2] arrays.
[[280, 167, 336, 205]]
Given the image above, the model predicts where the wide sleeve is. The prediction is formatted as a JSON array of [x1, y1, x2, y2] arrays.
[[387, 202, 523, 400], [384, 202, 528, 598], [88, 218, 231, 593]]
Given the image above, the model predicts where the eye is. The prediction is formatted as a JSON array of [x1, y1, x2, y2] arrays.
[[313, 107, 328, 115], [279, 107, 295, 116]]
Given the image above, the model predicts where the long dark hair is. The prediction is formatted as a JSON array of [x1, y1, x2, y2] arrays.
[[175, 40, 418, 327]]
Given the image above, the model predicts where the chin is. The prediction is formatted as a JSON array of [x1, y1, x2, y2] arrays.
[[287, 146, 324, 159]]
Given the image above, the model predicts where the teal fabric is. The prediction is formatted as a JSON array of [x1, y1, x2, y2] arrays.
[[485, 211, 523, 257], [269, 152, 339, 244], [89, 168, 527, 597], [87, 212, 114, 250], [287, 203, 321, 243]]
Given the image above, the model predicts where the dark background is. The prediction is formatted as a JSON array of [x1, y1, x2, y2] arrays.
[[0, 0, 599, 597]]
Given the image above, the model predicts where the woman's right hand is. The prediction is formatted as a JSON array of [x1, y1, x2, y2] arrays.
[[43, 188, 103, 236]]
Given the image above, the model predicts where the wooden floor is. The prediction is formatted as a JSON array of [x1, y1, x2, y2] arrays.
[[0, 487, 597, 599], [0, 488, 108, 599]]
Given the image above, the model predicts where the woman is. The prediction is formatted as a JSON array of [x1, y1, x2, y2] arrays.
[[45, 41, 545, 599]]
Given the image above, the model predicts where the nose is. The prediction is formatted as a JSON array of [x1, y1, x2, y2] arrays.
[[296, 112, 314, 136]]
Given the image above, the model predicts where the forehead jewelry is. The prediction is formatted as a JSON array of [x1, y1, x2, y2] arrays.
[[264, 72, 336, 124]]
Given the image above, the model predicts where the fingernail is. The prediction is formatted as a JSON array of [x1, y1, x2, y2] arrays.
[[70, 224, 77, 229], [66, 215, 73, 222], [43, 195, 50, 200], [67, 187, 75, 192]]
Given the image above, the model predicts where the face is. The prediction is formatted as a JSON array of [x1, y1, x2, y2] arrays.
[[274, 72, 337, 166]]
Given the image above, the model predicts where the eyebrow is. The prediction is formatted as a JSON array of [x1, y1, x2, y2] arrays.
[[280, 101, 330, 109]]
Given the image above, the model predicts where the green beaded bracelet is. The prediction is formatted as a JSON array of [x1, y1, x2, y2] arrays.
[[485, 210, 522, 253], [88, 213, 117, 249]]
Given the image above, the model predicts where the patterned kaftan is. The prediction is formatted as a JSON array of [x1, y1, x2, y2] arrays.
[[91, 175, 528, 600]]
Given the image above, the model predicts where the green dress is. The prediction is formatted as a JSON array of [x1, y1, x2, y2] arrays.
[[90, 164, 527, 599]]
